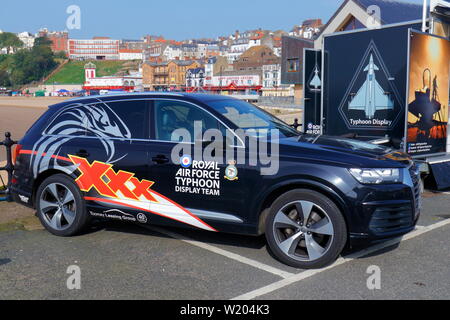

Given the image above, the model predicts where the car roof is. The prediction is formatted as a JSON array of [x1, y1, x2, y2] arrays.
[[53, 92, 238, 108]]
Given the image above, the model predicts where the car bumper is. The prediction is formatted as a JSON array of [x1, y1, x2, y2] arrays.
[[346, 166, 421, 246]]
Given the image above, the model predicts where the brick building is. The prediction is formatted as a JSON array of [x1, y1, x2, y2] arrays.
[[143, 60, 201, 91], [233, 45, 280, 73], [38, 28, 69, 53]]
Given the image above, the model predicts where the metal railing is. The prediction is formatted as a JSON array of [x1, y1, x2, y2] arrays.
[[0, 132, 17, 201]]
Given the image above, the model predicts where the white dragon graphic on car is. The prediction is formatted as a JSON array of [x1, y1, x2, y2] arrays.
[[30, 100, 131, 177]]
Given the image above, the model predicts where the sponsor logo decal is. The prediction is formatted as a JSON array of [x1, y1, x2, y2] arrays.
[[224, 160, 238, 181], [175, 160, 221, 196], [68, 155, 216, 232], [90, 209, 137, 222], [136, 213, 148, 224], [180, 155, 192, 168]]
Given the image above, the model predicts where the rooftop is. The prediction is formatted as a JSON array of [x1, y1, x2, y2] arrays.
[[355, 0, 424, 24]]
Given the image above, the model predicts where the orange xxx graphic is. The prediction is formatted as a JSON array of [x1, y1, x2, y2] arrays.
[[67, 155, 217, 232], [68, 155, 158, 202]]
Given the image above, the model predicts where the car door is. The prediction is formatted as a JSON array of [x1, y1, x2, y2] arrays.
[[66, 98, 154, 223], [147, 98, 250, 230]]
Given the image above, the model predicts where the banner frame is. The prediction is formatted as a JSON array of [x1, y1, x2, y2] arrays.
[[405, 28, 450, 158], [303, 48, 322, 134]]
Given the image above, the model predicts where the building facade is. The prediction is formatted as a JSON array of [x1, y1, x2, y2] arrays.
[[82, 62, 142, 93], [185, 68, 205, 88], [262, 64, 282, 88], [119, 49, 143, 60], [204, 56, 232, 86], [38, 28, 69, 53], [289, 19, 323, 39], [280, 36, 314, 103], [143, 60, 201, 91], [68, 37, 120, 60], [17, 32, 35, 49], [233, 45, 280, 72]]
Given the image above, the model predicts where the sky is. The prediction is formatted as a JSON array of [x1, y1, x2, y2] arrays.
[[0, 0, 427, 40]]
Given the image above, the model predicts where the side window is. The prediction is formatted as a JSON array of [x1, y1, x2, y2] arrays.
[[45, 105, 88, 136], [154, 100, 219, 142], [85, 100, 149, 140]]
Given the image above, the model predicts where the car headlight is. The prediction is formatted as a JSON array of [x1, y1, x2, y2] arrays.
[[348, 168, 401, 184]]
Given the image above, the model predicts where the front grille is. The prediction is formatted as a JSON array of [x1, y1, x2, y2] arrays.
[[369, 205, 414, 235], [409, 164, 421, 218]]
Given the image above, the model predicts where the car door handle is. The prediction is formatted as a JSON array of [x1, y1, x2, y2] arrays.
[[152, 155, 169, 164], [76, 149, 90, 158]]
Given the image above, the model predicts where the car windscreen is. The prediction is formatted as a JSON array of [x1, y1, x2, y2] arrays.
[[207, 99, 300, 138]]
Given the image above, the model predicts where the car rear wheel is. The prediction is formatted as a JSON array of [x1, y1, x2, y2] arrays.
[[36, 174, 89, 236], [265, 189, 347, 269]]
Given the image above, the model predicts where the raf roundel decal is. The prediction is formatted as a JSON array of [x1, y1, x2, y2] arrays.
[[180, 155, 192, 168]]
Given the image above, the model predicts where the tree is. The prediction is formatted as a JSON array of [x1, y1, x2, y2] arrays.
[[0, 32, 23, 54], [34, 36, 52, 48], [7, 40, 57, 86], [0, 35, 58, 87], [0, 69, 10, 87], [54, 50, 68, 59]]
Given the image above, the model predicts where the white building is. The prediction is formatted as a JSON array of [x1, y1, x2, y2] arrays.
[[17, 32, 35, 49], [185, 68, 205, 88], [211, 74, 260, 87], [83, 62, 142, 92], [227, 40, 251, 63], [262, 64, 281, 88], [163, 45, 182, 60], [68, 38, 120, 60], [119, 49, 143, 60]]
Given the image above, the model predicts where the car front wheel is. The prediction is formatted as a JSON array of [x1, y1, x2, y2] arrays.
[[265, 189, 347, 269]]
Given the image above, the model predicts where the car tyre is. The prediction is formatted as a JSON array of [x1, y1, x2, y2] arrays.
[[36, 174, 89, 236], [265, 189, 347, 269]]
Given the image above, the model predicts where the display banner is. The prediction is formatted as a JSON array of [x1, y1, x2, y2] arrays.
[[303, 49, 322, 134], [323, 22, 421, 143], [406, 30, 450, 156]]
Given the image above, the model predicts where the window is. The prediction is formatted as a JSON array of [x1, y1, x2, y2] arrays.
[[339, 16, 365, 31], [154, 100, 220, 142], [85, 100, 149, 139], [207, 99, 299, 138], [287, 58, 299, 72], [46, 105, 88, 136]]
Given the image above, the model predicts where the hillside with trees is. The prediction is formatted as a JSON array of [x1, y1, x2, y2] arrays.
[[0, 34, 59, 89]]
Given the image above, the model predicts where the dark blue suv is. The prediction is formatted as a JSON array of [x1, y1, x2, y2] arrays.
[[10, 93, 421, 269]]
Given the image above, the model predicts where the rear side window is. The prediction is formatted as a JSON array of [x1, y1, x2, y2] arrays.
[[85, 100, 149, 140], [44, 104, 89, 137]]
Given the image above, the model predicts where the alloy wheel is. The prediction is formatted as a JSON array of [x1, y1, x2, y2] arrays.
[[272, 200, 334, 262], [39, 183, 77, 231]]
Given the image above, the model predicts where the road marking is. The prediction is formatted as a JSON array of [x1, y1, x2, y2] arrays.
[[146, 225, 295, 279], [231, 219, 450, 300]]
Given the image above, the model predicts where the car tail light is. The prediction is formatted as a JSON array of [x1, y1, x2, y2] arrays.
[[12, 144, 22, 165]]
